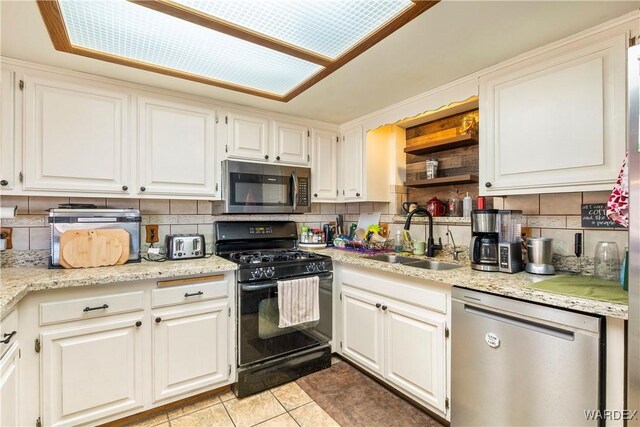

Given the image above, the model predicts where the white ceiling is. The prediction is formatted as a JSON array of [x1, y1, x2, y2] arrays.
[[2, 1, 638, 124]]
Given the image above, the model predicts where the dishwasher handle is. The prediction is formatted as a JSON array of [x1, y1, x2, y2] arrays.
[[463, 304, 575, 341]]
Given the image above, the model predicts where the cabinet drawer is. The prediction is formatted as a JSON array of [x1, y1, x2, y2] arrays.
[[0, 309, 18, 359], [40, 291, 144, 326], [152, 278, 228, 308]]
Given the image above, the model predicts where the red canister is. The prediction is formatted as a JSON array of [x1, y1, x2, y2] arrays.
[[477, 196, 486, 209]]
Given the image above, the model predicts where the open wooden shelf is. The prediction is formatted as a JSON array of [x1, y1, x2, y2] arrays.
[[404, 133, 478, 155], [404, 174, 478, 188]]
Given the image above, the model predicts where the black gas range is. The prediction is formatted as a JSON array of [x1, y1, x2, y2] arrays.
[[214, 221, 332, 398]]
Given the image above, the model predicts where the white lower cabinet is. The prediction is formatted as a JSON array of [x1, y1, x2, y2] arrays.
[[384, 301, 446, 412], [0, 343, 20, 427], [338, 265, 450, 418], [341, 288, 384, 375], [152, 301, 229, 403], [40, 316, 144, 427], [16, 273, 235, 427]]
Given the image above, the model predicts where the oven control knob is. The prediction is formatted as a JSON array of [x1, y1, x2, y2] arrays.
[[265, 267, 275, 278], [306, 263, 317, 272], [251, 269, 263, 280], [317, 262, 326, 272]]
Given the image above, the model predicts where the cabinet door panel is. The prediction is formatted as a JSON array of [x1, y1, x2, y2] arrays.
[[152, 302, 229, 402], [0, 344, 19, 427], [1, 70, 15, 190], [273, 121, 308, 165], [227, 113, 269, 161], [24, 74, 129, 194], [41, 317, 143, 427], [340, 126, 363, 200], [480, 33, 626, 194], [341, 287, 383, 375], [311, 129, 337, 200], [138, 96, 216, 196], [385, 303, 447, 413]]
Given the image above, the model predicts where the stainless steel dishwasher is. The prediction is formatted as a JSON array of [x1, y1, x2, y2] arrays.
[[451, 286, 604, 427]]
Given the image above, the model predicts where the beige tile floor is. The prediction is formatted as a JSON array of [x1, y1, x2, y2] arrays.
[[126, 379, 340, 427], [124, 357, 345, 427]]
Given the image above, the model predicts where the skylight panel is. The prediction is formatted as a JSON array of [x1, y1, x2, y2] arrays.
[[172, 0, 414, 60], [57, 0, 323, 96]]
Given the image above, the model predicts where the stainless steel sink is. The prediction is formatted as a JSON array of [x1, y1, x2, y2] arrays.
[[364, 254, 463, 270], [364, 254, 417, 264], [403, 260, 463, 271]]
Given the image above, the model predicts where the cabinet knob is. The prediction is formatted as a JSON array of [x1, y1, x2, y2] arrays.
[[314, 193, 318, 198], [485, 182, 492, 188], [264, 155, 269, 160], [140, 186, 146, 192], [155, 317, 162, 323], [122, 185, 128, 191], [356, 193, 361, 197], [135, 321, 142, 327], [381, 305, 387, 311], [276, 156, 281, 161], [375, 303, 381, 309], [0, 180, 7, 186]]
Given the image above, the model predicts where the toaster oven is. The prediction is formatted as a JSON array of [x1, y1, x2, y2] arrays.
[[48, 208, 141, 268]]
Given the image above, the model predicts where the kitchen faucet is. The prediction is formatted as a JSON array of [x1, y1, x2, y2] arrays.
[[404, 208, 442, 257]]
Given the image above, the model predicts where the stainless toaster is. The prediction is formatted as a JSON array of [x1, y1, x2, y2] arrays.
[[165, 234, 206, 260]]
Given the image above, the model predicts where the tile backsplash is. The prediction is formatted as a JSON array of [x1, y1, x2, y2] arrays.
[[0, 196, 394, 254], [0, 190, 627, 272]]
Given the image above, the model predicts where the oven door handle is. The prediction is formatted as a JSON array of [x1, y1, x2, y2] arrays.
[[241, 273, 333, 292], [291, 171, 298, 212]]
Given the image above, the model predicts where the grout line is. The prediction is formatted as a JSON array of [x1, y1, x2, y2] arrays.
[[220, 399, 237, 427]]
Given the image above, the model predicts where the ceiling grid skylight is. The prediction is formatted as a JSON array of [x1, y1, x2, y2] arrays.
[[38, 0, 438, 101]]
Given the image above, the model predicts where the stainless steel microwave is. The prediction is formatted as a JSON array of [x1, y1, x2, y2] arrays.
[[222, 160, 311, 214]]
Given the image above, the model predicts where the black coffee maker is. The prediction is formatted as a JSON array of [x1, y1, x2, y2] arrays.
[[470, 209, 500, 271], [470, 209, 523, 273], [323, 224, 335, 247]]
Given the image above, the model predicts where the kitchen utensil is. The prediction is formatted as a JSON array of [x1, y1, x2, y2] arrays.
[[59, 229, 130, 268], [165, 234, 206, 260], [425, 197, 446, 217], [426, 159, 439, 179], [593, 241, 620, 281], [525, 237, 555, 275], [413, 240, 426, 255]]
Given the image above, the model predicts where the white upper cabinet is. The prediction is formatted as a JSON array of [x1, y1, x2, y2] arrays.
[[225, 111, 270, 162], [272, 120, 309, 166], [137, 96, 217, 198], [1, 70, 16, 191], [311, 129, 338, 201], [339, 125, 364, 200], [23, 73, 131, 195], [479, 31, 627, 195]]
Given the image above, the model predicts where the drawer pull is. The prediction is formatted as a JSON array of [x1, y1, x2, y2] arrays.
[[184, 291, 204, 298], [135, 321, 142, 327], [83, 304, 109, 312], [1, 331, 16, 344]]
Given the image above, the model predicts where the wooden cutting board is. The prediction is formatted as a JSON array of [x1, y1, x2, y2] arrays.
[[60, 229, 130, 268]]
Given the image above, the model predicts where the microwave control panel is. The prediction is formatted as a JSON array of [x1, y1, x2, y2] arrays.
[[297, 177, 309, 206]]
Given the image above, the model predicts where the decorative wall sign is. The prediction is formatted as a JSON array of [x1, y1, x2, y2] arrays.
[[581, 203, 623, 229]]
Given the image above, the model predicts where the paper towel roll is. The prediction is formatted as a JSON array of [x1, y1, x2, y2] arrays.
[[0, 206, 17, 219]]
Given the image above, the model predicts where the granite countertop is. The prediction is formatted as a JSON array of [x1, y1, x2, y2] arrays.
[[316, 248, 628, 319], [0, 255, 237, 318]]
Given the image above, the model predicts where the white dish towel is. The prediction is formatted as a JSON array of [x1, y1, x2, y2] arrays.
[[277, 276, 320, 328]]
